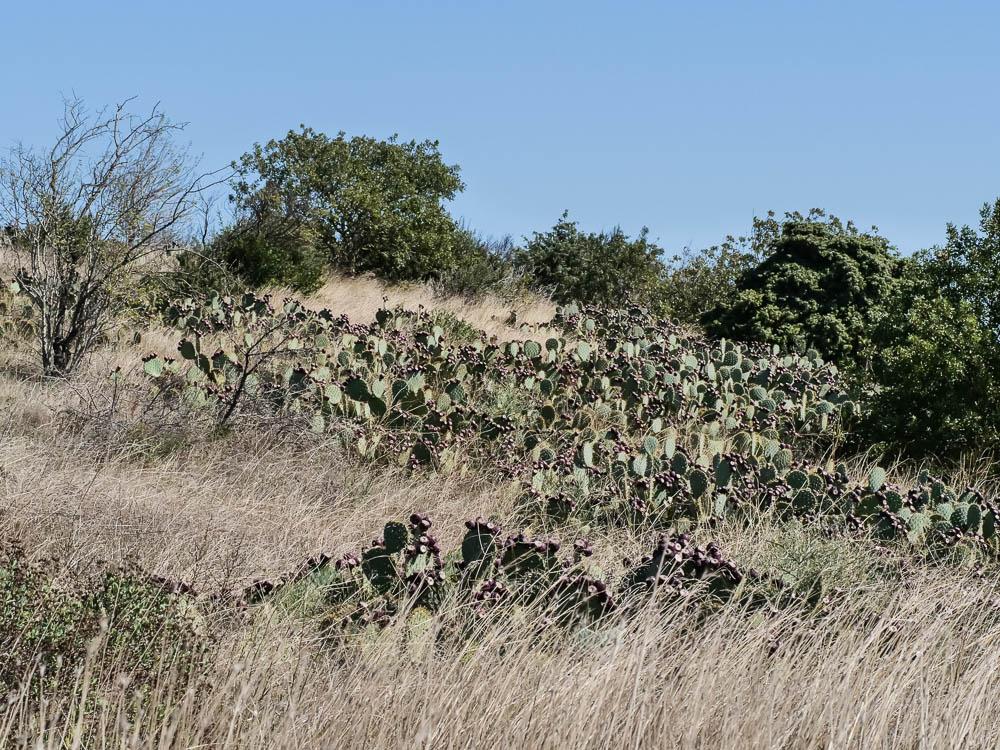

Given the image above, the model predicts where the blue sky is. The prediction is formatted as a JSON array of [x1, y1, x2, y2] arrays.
[[3, 1, 998, 254]]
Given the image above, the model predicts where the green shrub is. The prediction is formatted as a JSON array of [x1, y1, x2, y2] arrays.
[[212, 220, 327, 293], [432, 226, 531, 302], [859, 293, 1000, 459], [130, 248, 245, 325], [0, 546, 202, 691], [514, 212, 667, 310], [0, 279, 36, 345], [703, 210, 900, 368], [728, 519, 899, 606]]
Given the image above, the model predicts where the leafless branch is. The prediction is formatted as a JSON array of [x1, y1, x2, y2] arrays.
[[0, 97, 231, 376]]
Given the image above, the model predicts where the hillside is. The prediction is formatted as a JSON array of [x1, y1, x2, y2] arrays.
[[3, 274, 1000, 748]]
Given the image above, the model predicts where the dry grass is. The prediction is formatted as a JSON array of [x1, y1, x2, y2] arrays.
[[0, 427, 523, 590], [4, 276, 1000, 748], [4, 569, 1000, 749], [278, 273, 557, 341]]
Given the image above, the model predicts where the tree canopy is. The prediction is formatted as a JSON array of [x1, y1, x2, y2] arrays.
[[702, 211, 900, 368], [227, 127, 465, 283]]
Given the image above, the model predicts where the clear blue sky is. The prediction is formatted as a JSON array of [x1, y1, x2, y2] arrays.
[[3, 1, 998, 254]]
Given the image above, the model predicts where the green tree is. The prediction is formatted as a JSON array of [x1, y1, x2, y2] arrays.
[[856, 199, 1000, 459], [861, 291, 999, 459], [515, 212, 667, 310], [702, 210, 899, 367], [227, 127, 465, 283], [920, 198, 1000, 338]]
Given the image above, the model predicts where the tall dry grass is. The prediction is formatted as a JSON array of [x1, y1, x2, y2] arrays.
[[3, 568, 1000, 749], [278, 273, 557, 341]]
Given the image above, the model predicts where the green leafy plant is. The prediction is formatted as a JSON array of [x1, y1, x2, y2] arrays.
[[0, 546, 202, 692], [211, 219, 326, 293], [703, 210, 900, 368], [659, 227, 766, 325], [514, 212, 668, 311]]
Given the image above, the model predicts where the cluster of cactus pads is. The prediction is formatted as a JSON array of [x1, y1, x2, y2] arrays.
[[144, 293, 851, 461], [242, 514, 757, 631], [142, 293, 1000, 562]]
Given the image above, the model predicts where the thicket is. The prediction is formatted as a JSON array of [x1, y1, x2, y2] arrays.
[[432, 225, 531, 301], [0, 287, 968, 683], [203, 119, 1000, 465]]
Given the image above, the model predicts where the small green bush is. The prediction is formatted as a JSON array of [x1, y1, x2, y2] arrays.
[[429, 309, 482, 344], [0, 547, 202, 691], [919, 198, 1000, 339], [212, 220, 327, 293], [0, 279, 36, 344], [514, 212, 667, 311]]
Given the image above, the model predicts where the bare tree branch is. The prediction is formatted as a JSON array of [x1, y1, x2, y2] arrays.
[[0, 97, 230, 376]]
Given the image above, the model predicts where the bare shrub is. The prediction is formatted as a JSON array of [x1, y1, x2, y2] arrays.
[[0, 97, 224, 376]]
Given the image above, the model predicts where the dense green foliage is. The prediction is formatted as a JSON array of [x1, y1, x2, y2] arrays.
[[514, 213, 668, 311], [857, 200, 1000, 458], [924, 198, 1000, 334], [657, 217, 774, 325], [145, 294, 853, 485], [212, 220, 326, 293], [703, 211, 899, 368], [861, 292, 999, 457], [225, 127, 465, 285]]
